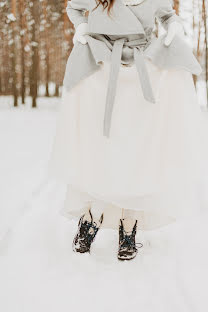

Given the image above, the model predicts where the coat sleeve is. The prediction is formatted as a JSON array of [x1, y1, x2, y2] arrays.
[[66, 0, 88, 28], [156, 0, 182, 30]]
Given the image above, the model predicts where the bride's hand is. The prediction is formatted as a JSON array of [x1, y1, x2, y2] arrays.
[[73, 23, 89, 45], [164, 21, 184, 47]]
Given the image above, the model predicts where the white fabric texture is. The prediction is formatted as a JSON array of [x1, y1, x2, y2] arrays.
[[164, 21, 184, 46], [49, 61, 208, 230], [123, 0, 146, 6], [91, 201, 105, 220]]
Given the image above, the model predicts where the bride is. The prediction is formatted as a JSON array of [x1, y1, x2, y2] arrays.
[[49, 0, 208, 261]]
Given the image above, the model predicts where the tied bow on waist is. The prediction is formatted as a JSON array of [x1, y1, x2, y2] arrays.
[[103, 37, 156, 137]]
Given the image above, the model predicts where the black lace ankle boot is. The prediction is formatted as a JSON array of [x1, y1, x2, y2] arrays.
[[118, 219, 141, 261], [72, 210, 103, 254]]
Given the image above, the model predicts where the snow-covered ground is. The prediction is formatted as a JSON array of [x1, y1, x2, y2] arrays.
[[0, 96, 208, 312]]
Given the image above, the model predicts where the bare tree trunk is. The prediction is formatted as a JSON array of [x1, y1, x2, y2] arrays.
[[11, 43, 18, 106], [11, 0, 18, 107], [0, 39, 2, 95], [45, 53, 50, 97], [19, 0, 26, 104], [192, 0, 197, 86], [54, 84, 59, 97], [0, 75, 1, 94], [43, 0, 50, 97], [31, 1, 39, 108], [202, 0, 208, 105], [64, 0, 69, 41]]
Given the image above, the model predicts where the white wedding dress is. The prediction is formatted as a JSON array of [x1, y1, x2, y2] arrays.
[[49, 60, 208, 230]]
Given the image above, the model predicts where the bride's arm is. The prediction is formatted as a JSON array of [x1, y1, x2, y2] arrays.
[[156, 0, 184, 46], [156, 0, 181, 29], [66, 0, 88, 29]]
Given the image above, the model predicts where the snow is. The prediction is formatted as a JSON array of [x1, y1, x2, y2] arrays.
[[0, 1, 6, 8], [0, 96, 208, 312], [7, 13, 16, 22]]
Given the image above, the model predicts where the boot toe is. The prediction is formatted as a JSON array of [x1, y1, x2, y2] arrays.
[[73, 243, 90, 254]]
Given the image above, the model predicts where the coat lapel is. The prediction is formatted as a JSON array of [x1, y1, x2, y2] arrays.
[[88, 0, 145, 35]]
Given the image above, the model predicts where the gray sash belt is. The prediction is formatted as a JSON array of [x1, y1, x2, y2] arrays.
[[103, 38, 156, 138]]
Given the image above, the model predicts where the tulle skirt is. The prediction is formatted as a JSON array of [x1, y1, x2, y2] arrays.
[[49, 60, 208, 230]]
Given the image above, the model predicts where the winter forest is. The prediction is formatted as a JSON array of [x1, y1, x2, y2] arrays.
[[1, 2, 208, 311], [0, 0, 73, 107], [0, 0, 208, 107]]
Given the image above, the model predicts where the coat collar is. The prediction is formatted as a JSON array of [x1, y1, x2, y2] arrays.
[[89, 0, 145, 35], [122, 0, 146, 6]]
